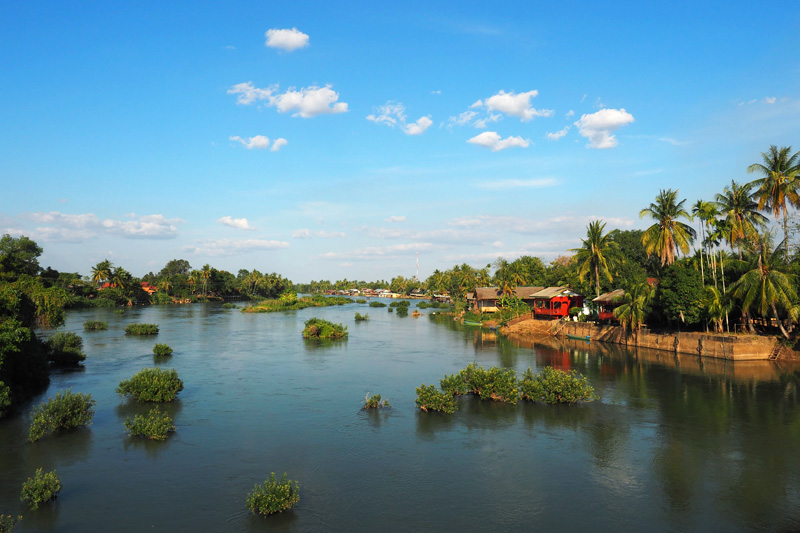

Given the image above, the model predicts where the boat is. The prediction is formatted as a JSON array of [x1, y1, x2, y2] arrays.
[[566, 334, 590, 342], [463, 321, 482, 326]]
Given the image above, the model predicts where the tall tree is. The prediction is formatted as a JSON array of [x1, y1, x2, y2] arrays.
[[613, 281, 653, 337], [691, 200, 718, 285], [91, 260, 112, 287], [640, 189, 696, 266], [714, 180, 767, 258], [570, 220, 619, 298], [747, 145, 800, 265], [0, 234, 43, 279]]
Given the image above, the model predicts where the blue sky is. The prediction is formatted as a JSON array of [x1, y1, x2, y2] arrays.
[[1, 1, 799, 282]]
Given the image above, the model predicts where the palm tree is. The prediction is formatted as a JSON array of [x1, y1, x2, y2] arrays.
[[714, 180, 767, 258], [613, 282, 652, 339], [570, 220, 619, 298], [640, 189, 697, 266], [747, 145, 800, 265], [704, 286, 728, 333], [201, 264, 211, 296], [707, 219, 732, 331], [91, 260, 112, 286], [691, 200, 718, 285], [728, 230, 796, 339]]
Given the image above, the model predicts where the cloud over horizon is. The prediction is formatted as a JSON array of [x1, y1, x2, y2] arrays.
[[265, 27, 309, 51], [574, 108, 635, 148], [467, 131, 530, 151]]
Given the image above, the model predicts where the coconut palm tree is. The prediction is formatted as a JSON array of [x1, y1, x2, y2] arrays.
[[747, 145, 800, 265], [613, 282, 652, 338], [714, 180, 767, 258], [704, 286, 728, 333], [691, 200, 718, 285], [201, 264, 211, 296], [570, 220, 619, 298], [91, 260, 112, 287], [640, 189, 696, 266], [728, 230, 796, 339]]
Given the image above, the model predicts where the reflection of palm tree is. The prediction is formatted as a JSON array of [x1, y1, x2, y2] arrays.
[[570, 220, 618, 298], [747, 145, 800, 265], [714, 180, 767, 258], [640, 189, 696, 266]]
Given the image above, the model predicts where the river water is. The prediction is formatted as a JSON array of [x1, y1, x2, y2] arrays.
[[1, 300, 799, 531]]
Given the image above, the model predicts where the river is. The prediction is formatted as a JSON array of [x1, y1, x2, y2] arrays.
[[1, 300, 799, 531]]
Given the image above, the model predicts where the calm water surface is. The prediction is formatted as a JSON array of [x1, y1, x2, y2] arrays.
[[2, 300, 800, 531]]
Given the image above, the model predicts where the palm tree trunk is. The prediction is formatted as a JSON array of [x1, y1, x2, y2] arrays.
[[784, 209, 790, 266], [772, 303, 790, 339], [594, 263, 600, 298], [698, 222, 705, 285], [719, 249, 729, 332]]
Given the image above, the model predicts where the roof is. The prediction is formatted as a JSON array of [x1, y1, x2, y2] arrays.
[[475, 287, 502, 300], [530, 286, 582, 299], [593, 289, 625, 304], [515, 286, 545, 299]]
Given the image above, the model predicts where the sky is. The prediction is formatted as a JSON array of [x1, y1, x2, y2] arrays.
[[1, 1, 799, 283]]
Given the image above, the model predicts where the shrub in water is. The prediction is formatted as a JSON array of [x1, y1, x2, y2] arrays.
[[83, 320, 108, 331], [29, 389, 96, 442], [125, 323, 159, 335], [395, 306, 409, 317], [519, 366, 597, 404], [246, 473, 300, 516], [354, 312, 369, 322], [20, 468, 61, 510], [0, 515, 21, 532], [222, 302, 237, 309], [302, 318, 348, 340], [463, 364, 519, 405], [152, 343, 173, 357], [0, 381, 10, 419], [368, 301, 387, 308], [389, 300, 410, 308], [45, 331, 86, 366], [124, 407, 176, 441], [116, 368, 184, 402], [387, 308, 393, 313], [415, 384, 457, 414], [355, 299, 367, 304], [364, 393, 390, 409], [440, 372, 469, 396], [114, 309, 125, 314]]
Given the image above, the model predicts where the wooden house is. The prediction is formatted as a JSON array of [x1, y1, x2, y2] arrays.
[[593, 289, 625, 322], [530, 287, 584, 319], [467, 286, 545, 313]]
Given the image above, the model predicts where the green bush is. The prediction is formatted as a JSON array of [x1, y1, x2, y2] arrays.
[[387, 308, 393, 313], [222, 302, 237, 309], [415, 384, 457, 414], [0, 514, 21, 532], [440, 372, 469, 396], [519, 366, 597, 404], [354, 312, 369, 322], [246, 473, 300, 516], [29, 389, 95, 442], [368, 301, 387, 308], [152, 343, 173, 357], [355, 299, 367, 304], [83, 320, 108, 330], [389, 300, 410, 308], [20, 468, 61, 510], [0, 381, 12, 419], [396, 306, 409, 317], [125, 323, 159, 335], [45, 331, 86, 366], [439, 364, 518, 404], [124, 407, 176, 440], [302, 318, 348, 340], [116, 368, 184, 402], [364, 393, 390, 409], [150, 292, 173, 305], [114, 309, 125, 314]]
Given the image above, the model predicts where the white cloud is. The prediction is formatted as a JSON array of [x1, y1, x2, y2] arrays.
[[448, 111, 478, 127], [367, 102, 406, 127], [217, 216, 254, 230], [447, 214, 634, 236], [403, 116, 432, 135], [292, 229, 311, 239], [765, 96, 776, 104], [472, 113, 501, 129], [230, 135, 270, 150], [183, 239, 290, 256], [22, 211, 182, 240], [271, 138, 288, 152], [477, 178, 556, 190], [229, 82, 347, 118], [479, 90, 553, 121], [385, 216, 406, 223], [658, 137, 687, 146], [265, 27, 309, 51], [321, 242, 435, 261], [431, 90, 441, 95], [546, 126, 569, 140], [292, 229, 346, 239], [574, 108, 635, 149], [103, 214, 182, 239], [565, 110, 575, 118], [467, 131, 530, 151]]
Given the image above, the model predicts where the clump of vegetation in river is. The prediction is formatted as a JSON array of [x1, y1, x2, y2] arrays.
[[519, 367, 597, 404], [0, 514, 21, 532], [395, 306, 409, 317], [221, 302, 237, 309], [116, 368, 184, 402], [415, 384, 457, 414], [302, 318, 348, 340], [28, 389, 95, 442], [462, 364, 519, 405], [114, 309, 125, 314], [389, 300, 410, 308], [20, 468, 61, 510], [45, 331, 86, 366], [246, 473, 300, 516], [83, 320, 108, 330], [355, 299, 367, 304], [387, 307, 393, 313], [124, 407, 176, 441], [368, 301, 387, 308], [245, 295, 352, 313], [417, 301, 450, 309], [364, 393, 390, 409], [152, 343, 173, 357], [354, 312, 369, 322], [125, 323, 159, 335]]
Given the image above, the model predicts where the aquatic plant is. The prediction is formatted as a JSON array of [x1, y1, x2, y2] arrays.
[[28, 389, 95, 442], [387, 308, 393, 313], [246, 473, 300, 516], [221, 302, 238, 309], [245, 295, 352, 313], [20, 469, 61, 510], [389, 300, 410, 308], [364, 393, 390, 409], [125, 323, 159, 335], [124, 407, 176, 441], [45, 331, 86, 366], [0, 514, 21, 532], [116, 368, 184, 402], [396, 306, 409, 317], [354, 312, 369, 322], [152, 343, 173, 357], [83, 320, 108, 330], [302, 318, 348, 340], [355, 299, 367, 304], [519, 366, 597, 404], [415, 384, 457, 414], [368, 301, 387, 308]]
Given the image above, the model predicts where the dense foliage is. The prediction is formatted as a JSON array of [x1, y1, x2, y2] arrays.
[[20, 469, 61, 510], [116, 368, 184, 402], [152, 343, 173, 357], [246, 473, 300, 516], [83, 320, 108, 330], [302, 318, 348, 340], [415, 384, 457, 414], [368, 301, 387, 308], [354, 312, 369, 322], [364, 393, 390, 409], [519, 367, 598, 404], [28, 389, 95, 442], [45, 331, 86, 366], [245, 295, 352, 313], [124, 407, 176, 440], [125, 323, 159, 335], [0, 514, 21, 532]]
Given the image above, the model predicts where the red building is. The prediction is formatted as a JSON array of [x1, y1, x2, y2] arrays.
[[531, 287, 584, 319], [593, 289, 625, 322]]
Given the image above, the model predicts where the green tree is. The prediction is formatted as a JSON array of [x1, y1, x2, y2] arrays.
[[0, 234, 42, 280], [656, 263, 705, 327], [90, 260, 112, 287], [640, 189, 696, 266], [747, 145, 800, 265], [613, 282, 653, 336], [570, 220, 619, 298], [714, 180, 768, 258]]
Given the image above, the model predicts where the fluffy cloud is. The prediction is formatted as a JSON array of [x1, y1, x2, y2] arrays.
[[765, 96, 776, 104], [467, 131, 530, 151], [384, 216, 406, 223], [183, 239, 290, 256], [292, 229, 311, 239], [22, 211, 182, 240], [474, 90, 553, 121], [447, 214, 634, 235], [230, 135, 270, 149], [574, 108, 635, 149], [265, 27, 309, 51], [321, 242, 434, 260], [476, 178, 556, 190], [403, 116, 432, 135], [271, 138, 288, 152], [228, 82, 348, 118], [367, 102, 432, 135], [546, 126, 569, 140], [217, 216, 254, 230], [292, 229, 345, 239]]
